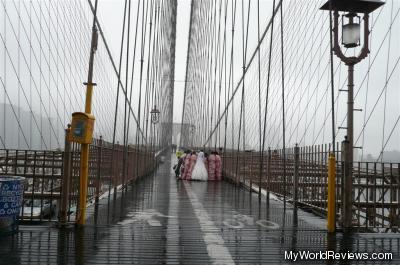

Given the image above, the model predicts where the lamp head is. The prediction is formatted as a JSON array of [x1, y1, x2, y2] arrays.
[[150, 106, 160, 124], [320, 0, 385, 14], [321, 0, 385, 63]]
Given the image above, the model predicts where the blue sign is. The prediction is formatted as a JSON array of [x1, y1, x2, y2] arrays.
[[73, 120, 85, 137], [0, 177, 25, 217]]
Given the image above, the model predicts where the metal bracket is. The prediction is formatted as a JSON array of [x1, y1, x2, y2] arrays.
[[83, 82, 97, 86]]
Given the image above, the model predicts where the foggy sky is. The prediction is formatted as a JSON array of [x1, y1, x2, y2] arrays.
[[1, 0, 399, 160]]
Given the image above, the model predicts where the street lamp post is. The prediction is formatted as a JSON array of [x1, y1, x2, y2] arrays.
[[150, 106, 160, 152], [320, 0, 384, 230]]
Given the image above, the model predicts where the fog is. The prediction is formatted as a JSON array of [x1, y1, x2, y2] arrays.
[[0, 0, 399, 161]]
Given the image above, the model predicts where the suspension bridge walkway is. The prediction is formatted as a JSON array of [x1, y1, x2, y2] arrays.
[[1, 0, 400, 263], [1, 154, 399, 264]]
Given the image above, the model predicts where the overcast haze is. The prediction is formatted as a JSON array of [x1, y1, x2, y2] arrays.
[[98, 0, 191, 124], [0, 0, 399, 160]]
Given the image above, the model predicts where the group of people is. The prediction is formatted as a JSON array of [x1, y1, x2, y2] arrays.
[[173, 150, 222, 181]]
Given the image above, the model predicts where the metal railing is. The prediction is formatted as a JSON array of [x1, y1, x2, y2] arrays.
[[222, 144, 400, 232], [0, 149, 63, 222], [0, 135, 157, 223], [65, 138, 156, 222]]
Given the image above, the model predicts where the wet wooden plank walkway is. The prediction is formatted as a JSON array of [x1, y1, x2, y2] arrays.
[[0, 155, 399, 264]]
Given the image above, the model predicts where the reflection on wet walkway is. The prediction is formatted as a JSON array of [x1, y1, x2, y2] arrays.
[[0, 155, 399, 264]]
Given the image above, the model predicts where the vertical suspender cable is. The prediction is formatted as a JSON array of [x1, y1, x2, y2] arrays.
[[328, 0, 336, 154], [39, 1, 43, 149], [108, 0, 128, 208], [380, 0, 394, 162], [180, 1, 194, 148], [143, 0, 156, 148], [213, 0, 223, 149], [279, 0, 286, 207], [2, 1, 6, 148], [29, 1, 32, 148], [203, 0, 283, 147], [235, 0, 246, 184], [242, 0, 251, 152], [235, 0, 251, 184], [231, 0, 237, 156], [136, 0, 149, 149], [261, 0, 276, 202], [223, 0, 237, 154], [48, 0, 51, 149], [361, 13, 373, 162], [17, 0, 21, 148], [125, 0, 143, 181], [257, 0, 262, 200], [218, 0, 228, 150], [135, 0, 149, 178], [122, 0, 132, 189]]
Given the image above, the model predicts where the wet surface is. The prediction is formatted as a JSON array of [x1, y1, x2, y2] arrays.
[[0, 155, 399, 264]]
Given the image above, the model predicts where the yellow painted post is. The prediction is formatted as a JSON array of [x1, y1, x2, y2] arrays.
[[85, 84, 94, 114], [76, 6, 98, 223], [77, 84, 95, 225], [327, 152, 336, 233], [78, 144, 89, 224]]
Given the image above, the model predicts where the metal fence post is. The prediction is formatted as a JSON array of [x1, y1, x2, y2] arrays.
[[95, 136, 103, 205], [341, 137, 352, 229], [59, 125, 71, 224], [266, 148, 271, 205], [249, 150, 253, 192], [113, 142, 119, 201], [340, 140, 345, 227], [294, 144, 299, 207], [327, 152, 336, 233]]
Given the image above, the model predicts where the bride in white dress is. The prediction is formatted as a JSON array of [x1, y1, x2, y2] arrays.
[[191, 152, 208, 181]]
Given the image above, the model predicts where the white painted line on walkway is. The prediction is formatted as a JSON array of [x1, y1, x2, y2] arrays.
[[166, 164, 181, 264], [183, 181, 235, 265]]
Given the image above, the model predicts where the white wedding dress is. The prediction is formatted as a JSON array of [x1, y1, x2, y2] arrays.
[[191, 152, 208, 181]]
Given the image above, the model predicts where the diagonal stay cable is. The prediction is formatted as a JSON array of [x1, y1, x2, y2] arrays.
[[86, 0, 147, 144], [203, 0, 283, 146]]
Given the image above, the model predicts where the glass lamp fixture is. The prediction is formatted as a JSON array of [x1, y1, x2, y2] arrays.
[[342, 13, 361, 48]]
